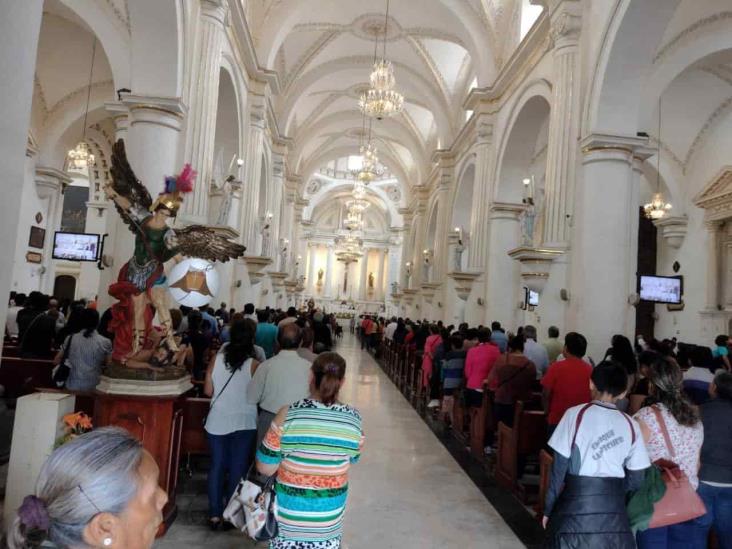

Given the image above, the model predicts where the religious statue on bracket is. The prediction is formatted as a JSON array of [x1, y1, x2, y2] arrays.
[[279, 238, 289, 272], [520, 197, 537, 247], [259, 212, 273, 257], [317, 268, 325, 287], [453, 226, 466, 272], [105, 140, 246, 373], [211, 150, 243, 227], [368, 271, 375, 291]]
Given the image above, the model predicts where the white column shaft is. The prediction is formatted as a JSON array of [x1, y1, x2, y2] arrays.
[[325, 246, 334, 298], [181, 1, 227, 223], [359, 249, 370, 300], [706, 223, 721, 310], [468, 142, 494, 270], [377, 249, 387, 301]]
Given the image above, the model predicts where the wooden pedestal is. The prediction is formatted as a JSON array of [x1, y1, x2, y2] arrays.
[[93, 392, 184, 535]]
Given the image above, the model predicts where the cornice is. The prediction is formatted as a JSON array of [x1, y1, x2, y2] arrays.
[[228, 0, 281, 93]]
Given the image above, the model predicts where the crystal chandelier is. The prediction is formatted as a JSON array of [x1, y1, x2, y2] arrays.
[[344, 209, 364, 231], [351, 142, 384, 184], [644, 193, 672, 220], [359, 0, 404, 120], [67, 37, 97, 171], [67, 142, 95, 170], [335, 233, 364, 263], [644, 97, 672, 220]]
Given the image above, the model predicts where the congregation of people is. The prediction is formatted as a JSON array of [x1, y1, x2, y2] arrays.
[[366, 314, 732, 548], [3, 292, 363, 549]]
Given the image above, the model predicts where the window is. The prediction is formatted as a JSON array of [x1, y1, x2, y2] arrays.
[[520, 0, 544, 40]]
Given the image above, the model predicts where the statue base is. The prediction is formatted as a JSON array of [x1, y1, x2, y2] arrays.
[[96, 364, 193, 396]]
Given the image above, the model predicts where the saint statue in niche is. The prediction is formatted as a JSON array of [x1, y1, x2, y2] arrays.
[[454, 238, 465, 271], [317, 268, 324, 286], [368, 271, 375, 289], [260, 218, 272, 257], [520, 197, 537, 247]]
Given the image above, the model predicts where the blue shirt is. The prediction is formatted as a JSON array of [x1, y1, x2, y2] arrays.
[[491, 330, 508, 353], [200, 311, 219, 336], [713, 346, 728, 358], [256, 322, 278, 359]]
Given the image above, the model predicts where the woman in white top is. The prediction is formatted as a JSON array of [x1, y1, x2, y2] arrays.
[[634, 355, 703, 548], [204, 318, 260, 530], [54, 308, 111, 391]]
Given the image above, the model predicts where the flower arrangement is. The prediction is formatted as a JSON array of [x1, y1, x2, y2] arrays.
[[55, 412, 93, 448]]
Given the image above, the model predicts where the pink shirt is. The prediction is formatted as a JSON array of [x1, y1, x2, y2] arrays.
[[464, 342, 500, 390]]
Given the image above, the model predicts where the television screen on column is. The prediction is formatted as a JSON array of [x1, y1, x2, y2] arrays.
[[638, 275, 683, 304], [52, 232, 100, 262]]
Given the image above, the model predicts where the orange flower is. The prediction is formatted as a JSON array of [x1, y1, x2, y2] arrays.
[[77, 413, 93, 430], [62, 412, 93, 432]]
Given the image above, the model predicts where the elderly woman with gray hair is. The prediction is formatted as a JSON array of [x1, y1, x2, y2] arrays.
[[6, 427, 167, 549]]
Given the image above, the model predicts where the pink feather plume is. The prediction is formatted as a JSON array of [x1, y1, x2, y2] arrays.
[[176, 164, 196, 193]]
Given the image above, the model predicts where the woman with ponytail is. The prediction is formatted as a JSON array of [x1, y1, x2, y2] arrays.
[[634, 355, 704, 548], [256, 352, 364, 549]]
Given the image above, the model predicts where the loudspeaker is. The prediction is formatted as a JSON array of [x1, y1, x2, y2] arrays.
[[560, 288, 570, 301]]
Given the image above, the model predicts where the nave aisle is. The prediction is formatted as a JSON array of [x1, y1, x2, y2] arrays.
[[157, 335, 525, 548]]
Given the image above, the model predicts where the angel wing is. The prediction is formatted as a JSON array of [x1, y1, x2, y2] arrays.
[[173, 225, 246, 262], [108, 139, 153, 231]]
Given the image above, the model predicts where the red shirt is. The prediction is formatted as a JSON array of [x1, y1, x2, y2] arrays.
[[541, 357, 592, 425], [464, 343, 500, 390]]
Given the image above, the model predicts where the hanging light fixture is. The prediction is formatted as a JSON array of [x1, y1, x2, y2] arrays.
[[644, 97, 672, 220], [359, 0, 404, 120], [67, 37, 97, 171]]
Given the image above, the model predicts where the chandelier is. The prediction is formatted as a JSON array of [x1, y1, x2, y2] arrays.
[[67, 142, 95, 170], [335, 233, 364, 263], [67, 37, 97, 171], [344, 209, 364, 231], [644, 97, 672, 220], [644, 193, 672, 220], [359, 0, 404, 119], [351, 142, 384, 184]]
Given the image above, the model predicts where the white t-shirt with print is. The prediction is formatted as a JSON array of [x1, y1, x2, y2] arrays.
[[549, 402, 650, 477]]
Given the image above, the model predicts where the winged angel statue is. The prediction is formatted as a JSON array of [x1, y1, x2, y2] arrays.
[[105, 139, 245, 362]]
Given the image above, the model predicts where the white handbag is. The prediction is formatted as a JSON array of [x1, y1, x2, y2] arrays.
[[223, 472, 278, 541]]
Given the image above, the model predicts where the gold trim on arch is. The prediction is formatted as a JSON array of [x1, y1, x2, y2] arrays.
[[129, 105, 184, 118], [581, 145, 633, 155]]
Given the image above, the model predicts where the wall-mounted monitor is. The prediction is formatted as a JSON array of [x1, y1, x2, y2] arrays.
[[638, 275, 683, 304], [52, 232, 100, 262], [528, 290, 539, 307]]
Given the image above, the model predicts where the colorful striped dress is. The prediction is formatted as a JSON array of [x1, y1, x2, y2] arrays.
[[257, 398, 364, 549]]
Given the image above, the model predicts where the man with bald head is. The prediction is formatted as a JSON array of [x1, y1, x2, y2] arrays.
[[248, 322, 312, 447]]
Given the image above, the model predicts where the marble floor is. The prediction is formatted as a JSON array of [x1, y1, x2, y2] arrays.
[[156, 335, 526, 548]]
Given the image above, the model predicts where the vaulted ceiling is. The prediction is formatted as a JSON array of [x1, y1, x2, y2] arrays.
[[251, 0, 522, 194]]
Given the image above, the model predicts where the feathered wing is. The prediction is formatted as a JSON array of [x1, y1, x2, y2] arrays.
[[108, 139, 153, 231], [173, 225, 246, 262]]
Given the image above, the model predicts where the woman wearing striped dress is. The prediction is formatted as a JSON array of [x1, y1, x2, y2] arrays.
[[256, 352, 364, 549]]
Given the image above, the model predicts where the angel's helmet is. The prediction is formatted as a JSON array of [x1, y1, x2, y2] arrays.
[[150, 164, 196, 215]]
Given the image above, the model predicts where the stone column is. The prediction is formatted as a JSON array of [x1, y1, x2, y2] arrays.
[[542, 0, 582, 248], [359, 249, 370, 301], [35, 168, 71, 294], [410, 211, 427, 287], [122, 95, 186, 196], [180, 0, 228, 224], [324, 244, 334, 298], [573, 134, 650, 360], [485, 203, 523, 328], [468, 116, 495, 271], [240, 95, 266, 252], [706, 221, 722, 310], [0, 0, 43, 343], [269, 154, 285, 262], [377, 248, 387, 300], [432, 174, 452, 280]]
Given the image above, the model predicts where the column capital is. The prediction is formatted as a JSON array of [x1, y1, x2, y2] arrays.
[[549, 0, 582, 48], [249, 98, 267, 129], [105, 101, 130, 137], [489, 201, 524, 220], [122, 95, 186, 132], [35, 167, 72, 198], [475, 115, 493, 146], [580, 133, 654, 164]]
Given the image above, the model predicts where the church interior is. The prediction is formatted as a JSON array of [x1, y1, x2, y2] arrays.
[[2, 0, 732, 548]]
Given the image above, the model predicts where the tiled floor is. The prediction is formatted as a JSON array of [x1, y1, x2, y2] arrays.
[[156, 335, 525, 548]]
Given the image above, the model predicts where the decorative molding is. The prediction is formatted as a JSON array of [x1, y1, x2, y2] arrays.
[[654, 12, 732, 65], [654, 215, 688, 249]]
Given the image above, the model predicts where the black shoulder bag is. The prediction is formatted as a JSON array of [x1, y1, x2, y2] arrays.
[[52, 335, 73, 387]]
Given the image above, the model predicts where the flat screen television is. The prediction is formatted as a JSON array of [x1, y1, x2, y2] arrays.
[[638, 275, 683, 304], [528, 290, 540, 307], [52, 232, 100, 262]]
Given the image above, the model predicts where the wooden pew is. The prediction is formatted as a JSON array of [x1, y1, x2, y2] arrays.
[[495, 400, 547, 497], [0, 356, 55, 399], [181, 396, 211, 476], [469, 389, 494, 460], [2, 346, 20, 358], [452, 389, 468, 440], [536, 449, 554, 520]]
